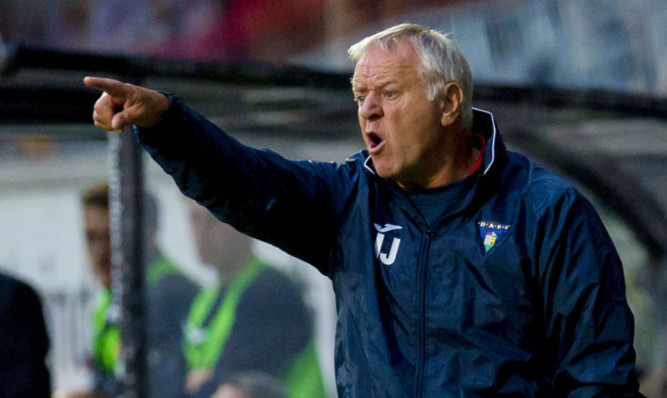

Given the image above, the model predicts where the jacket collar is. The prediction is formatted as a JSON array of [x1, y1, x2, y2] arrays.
[[471, 107, 502, 176]]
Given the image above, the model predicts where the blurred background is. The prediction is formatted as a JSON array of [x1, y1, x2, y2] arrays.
[[0, 0, 665, 396]]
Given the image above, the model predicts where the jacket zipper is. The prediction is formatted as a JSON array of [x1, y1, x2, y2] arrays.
[[415, 230, 433, 398]]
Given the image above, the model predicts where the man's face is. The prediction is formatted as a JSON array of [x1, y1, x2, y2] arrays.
[[188, 201, 250, 279], [352, 41, 447, 188], [84, 205, 112, 289]]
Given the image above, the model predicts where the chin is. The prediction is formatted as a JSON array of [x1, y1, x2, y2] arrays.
[[377, 168, 412, 188], [374, 168, 392, 179], [373, 163, 398, 179]]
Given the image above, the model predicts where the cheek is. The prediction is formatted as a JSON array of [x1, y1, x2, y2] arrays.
[[358, 117, 367, 134], [400, 113, 441, 146]]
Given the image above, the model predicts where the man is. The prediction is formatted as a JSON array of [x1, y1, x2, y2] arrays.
[[61, 184, 198, 398], [84, 23, 642, 396], [184, 201, 327, 398], [0, 272, 51, 397]]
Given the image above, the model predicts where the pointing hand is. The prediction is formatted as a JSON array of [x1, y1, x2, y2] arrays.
[[83, 77, 170, 133]]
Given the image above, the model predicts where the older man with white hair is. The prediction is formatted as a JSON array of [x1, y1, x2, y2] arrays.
[[84, 23, 642, 397]]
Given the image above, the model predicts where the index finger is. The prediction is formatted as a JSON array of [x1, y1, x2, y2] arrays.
[[83, 76, 128, 97]]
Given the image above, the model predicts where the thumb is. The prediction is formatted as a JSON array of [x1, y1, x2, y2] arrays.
[[111, 111, 131, 132], [110, 97, 155, 131]]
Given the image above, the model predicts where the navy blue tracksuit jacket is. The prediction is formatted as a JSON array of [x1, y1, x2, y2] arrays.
[[136, 96, 641, 397]]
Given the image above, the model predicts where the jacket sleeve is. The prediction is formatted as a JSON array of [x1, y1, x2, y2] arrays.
[[537, 188, 642, 397], [135, 95, 355, 274]]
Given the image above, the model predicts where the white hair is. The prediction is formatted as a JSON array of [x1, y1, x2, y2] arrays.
[[348, 23, 473, 129]]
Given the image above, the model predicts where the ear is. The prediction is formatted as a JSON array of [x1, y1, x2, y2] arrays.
[[440, 82, 463, 127]]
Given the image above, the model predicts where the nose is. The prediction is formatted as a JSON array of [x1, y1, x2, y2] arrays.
[[358, 91, 383, 121]]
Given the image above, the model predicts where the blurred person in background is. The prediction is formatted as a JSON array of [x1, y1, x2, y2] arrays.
[[0, 271, 51, 397], [184, 200, 327, 398], [211, 371, 287, 398], [54, 183, 198, 398]]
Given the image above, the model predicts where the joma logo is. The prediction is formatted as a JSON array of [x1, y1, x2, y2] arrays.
[[374, 223, 402, 265]]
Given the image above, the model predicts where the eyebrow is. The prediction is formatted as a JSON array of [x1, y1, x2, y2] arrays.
[[352, 79, 399, 93]]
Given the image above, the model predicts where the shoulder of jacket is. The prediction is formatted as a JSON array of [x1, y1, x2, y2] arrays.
[[528, 170, 581, 216], [505, 152, 579, 213]]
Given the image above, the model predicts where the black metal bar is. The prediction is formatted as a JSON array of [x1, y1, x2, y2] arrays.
[[108, 123, 148, 397], [473, 83, 667, 121], [2, 41, 351, 89], [2, 41, 666, 120], [0, 86, 102, 125]]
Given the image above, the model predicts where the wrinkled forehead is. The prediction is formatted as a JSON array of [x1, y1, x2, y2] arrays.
[[352, 43, 421, 88]]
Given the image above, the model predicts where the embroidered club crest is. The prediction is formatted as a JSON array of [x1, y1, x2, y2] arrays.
[[477, 221, 511, 252]]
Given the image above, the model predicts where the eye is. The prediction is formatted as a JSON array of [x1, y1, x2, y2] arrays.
[[355, 96, 366, 106], [385, 91, 395, 98]]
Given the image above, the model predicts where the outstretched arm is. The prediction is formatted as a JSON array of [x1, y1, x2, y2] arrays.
[[83, 77, 170, 133], [83, 79, 353, 273]]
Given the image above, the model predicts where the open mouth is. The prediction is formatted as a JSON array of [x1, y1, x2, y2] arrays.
[[368, 133, 382, 150]]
